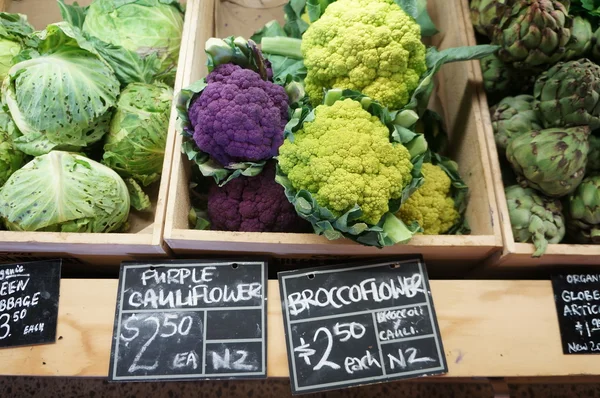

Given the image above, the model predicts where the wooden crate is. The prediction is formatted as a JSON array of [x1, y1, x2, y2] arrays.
[[1, 278, 599, 380], [163, 0, 503, 273], [0, 0, 196, 271], [459, 0, 600, 270]]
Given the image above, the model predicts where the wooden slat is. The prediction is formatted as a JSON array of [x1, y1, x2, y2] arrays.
[[0, 279, 596, 379]]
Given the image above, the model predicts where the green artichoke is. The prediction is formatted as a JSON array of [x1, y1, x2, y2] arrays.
[[592, 26, 600, 62], [588, 134, 600, 175], [492, 0, 572, 69], [506, 126, 590, 197], [534, 58, 600, 129], [564, 16, 593, 60], [505, 185, 565, 256], [480, 53, 536, 96], [490, 95, 543, 151], [470, 0, 507, 37], [567, 176, 600, 243]]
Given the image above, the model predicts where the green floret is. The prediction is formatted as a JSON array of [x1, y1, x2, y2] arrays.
[[300, 0, 427, 109], [279, 98, 413, 224]]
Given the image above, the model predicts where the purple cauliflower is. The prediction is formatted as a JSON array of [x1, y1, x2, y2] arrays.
[[188, 64, 289, 167], [207, 162, 307, 232]]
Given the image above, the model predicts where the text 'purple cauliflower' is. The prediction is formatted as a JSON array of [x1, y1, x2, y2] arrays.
[[207, 162, 308, 232], [188, 64, 289, 167]]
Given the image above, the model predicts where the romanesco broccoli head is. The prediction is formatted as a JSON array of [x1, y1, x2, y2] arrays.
[[301, 0, 427, 109], [397, 163, 459, 234], [278, 98, 413, 225]]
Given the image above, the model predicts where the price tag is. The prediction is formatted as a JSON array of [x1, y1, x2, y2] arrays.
[[279, 257, 447, 394], [0, 259, 61, 349], [108, 260, 267, 381], [552, 273, 600, 354]]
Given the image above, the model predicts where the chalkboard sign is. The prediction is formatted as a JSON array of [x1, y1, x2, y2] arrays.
[[0, 259, 61, 349], [109, 260, 267, 381], [279, 257, 447, 394], [552, 273, 600, 354]]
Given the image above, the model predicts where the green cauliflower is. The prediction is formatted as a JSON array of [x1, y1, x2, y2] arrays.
[[278, 98, 413, 225], [397, 162, 463, 235], [300, 0, 427, 109]]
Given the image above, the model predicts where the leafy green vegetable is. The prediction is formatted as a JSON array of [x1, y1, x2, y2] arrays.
[[0, 151, 130, 232], [2, 22, 120, 156], [0, 12, 36, 81]]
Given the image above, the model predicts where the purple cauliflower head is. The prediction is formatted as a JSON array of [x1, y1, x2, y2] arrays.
[[188, 64, 289, 167], [207, 162, 308, 232]]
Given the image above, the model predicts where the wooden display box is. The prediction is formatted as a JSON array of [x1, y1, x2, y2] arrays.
[[459, 0, 600, 270], [163, 0, 503, 272], [0, 0, 194, 270]]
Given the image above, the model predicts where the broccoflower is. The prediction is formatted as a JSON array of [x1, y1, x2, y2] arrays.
[[301, 0, 427, 109], [397, 163, 459, 234], [278, 98, 413, 225]]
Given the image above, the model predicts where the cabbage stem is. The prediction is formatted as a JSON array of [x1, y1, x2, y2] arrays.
[[261, 37, 303, 60]]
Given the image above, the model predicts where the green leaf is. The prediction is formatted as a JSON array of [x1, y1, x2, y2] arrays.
[[88, 35, 161, 85], [57, 0, 88, 29], [250, 20, 287, 43], [403, 44, 500, 116], [283, 0, 310, 38], [188, 207, 210, 230], [394, 0, 437, 36], [414, 109, 448, 154], [176, 79, 267, 186], [205, 36, 270, 81], [125, 178, 152, 212]]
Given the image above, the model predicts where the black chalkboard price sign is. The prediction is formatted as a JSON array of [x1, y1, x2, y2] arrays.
[[279, 258, 447, 394], [0, 259, 61, 349], [552, 273, 600, 354], [108, 260, 267, 381]]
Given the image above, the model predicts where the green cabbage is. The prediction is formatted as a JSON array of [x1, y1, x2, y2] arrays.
[[0, 109, 25, 187], [82, 0, 184, 82], [0, 151, 130, 232], [0, 12, 35, 81], [102, 82, 173, 186], [2, 22, 120, 156]]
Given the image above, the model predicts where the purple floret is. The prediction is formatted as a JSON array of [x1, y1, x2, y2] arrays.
[[188, 64, 289, 167], [207, 162, 308, 233]]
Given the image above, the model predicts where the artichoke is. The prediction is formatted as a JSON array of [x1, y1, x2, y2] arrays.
[[534, 58, 600, 129], [506, 126, 590, 197], [505, 185, 565, 256], [492, 0, 572, 69], [470, 0, 507, 37], [592, 26, 600, 62], [564, 16, 593, 61], [567, 176, 600, 243], [490, 95, 543, 151], [588, 134, 600, 175], [480, 53, 536, 95]]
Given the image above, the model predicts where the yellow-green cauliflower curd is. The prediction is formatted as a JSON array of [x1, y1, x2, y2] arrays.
[[278, 98, 413, 225], [398, 163, 459, 234], [301, 0, 427, 109]]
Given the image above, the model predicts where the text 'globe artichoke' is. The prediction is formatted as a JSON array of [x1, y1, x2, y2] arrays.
[[492, 0, 571, 69], [505, 184, 565, 256], [82, 0, 184, 79], [567, 176, 600, 244], [534, 58, 600, 129], [102, 82, 173, 186], [506, 126, 590, 197], [0, 151, 130, 232]]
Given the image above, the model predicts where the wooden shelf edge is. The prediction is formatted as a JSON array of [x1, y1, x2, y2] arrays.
[[0, 279, 591, 379]]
